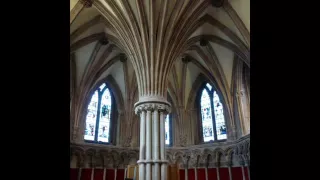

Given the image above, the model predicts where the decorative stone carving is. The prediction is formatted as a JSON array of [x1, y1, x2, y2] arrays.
[[134, 102, 171, 115], [123, 136, 132, 147], [70, 135, 250, 169], [79, 0, 94, 8], [99, 37, 109, 45], [179, 134, 187, 147]]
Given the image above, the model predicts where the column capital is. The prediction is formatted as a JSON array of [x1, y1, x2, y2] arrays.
[[134, 98, 171, 115]]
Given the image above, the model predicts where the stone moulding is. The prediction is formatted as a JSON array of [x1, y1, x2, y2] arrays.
[[70, 134, 249, 168]]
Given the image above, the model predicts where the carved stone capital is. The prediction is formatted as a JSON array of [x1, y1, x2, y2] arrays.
[[134, 100, 171, 115], [79, 0, 94, 8]]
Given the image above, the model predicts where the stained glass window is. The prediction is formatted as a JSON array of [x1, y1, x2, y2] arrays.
[[200, 83, 227, 142], [84, 90, 98, 141], [213, 91, 226, 140], [84, 83, 114, 143], [98, 89, 112, 143], [165, 114, 170, 145], [200, 89, 214, 142]]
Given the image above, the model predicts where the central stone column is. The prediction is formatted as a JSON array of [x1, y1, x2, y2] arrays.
[[135, 97, 171, 180]]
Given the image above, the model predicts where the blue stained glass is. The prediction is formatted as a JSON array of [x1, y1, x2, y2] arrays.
[[98, 88, 112, 143]]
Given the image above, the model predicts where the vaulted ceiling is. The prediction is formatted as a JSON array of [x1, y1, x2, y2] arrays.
[[70, 0, 250, 112]]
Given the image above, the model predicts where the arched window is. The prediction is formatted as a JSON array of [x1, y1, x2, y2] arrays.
[[165, 94, 173, 146], [84, 83, 115, 144], [199, 83, 227, 142], [165, 114, 172, 146]]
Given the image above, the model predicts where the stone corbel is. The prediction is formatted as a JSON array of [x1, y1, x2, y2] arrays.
[[99, 37, 109, 45], [79, 0, 94, 8]]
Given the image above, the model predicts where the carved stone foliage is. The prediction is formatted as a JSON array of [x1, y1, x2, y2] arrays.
[[70, 145, 139, 169], [134, 101, 171, 115], [71, 135, 249, 169]]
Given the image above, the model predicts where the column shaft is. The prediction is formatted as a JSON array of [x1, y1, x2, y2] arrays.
[[103, 168, 106, 180], [241, 166, 246, 180], [139, 111, 146, 180], [185, 168, 188, 180], [216, 167, 220, 180], [153, 110, 160, 180], [205, 167, 208, 180], [228, 167, 233, 180], [146, 110, 152, 180], [194, 167, 198, 180], [91, 168, 94, 180], [77, 168, 82, 180], [160, 111, 166, 180]]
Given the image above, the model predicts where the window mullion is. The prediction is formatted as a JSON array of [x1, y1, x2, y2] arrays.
[[108, 91, 114, 144], [210, 90, 218, 141]]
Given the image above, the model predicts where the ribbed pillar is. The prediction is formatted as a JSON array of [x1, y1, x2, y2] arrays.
[[135, 99, 171, 180], [153, 110, 160, 180], [146, 110, 152, 180], [138, 110, 146, 180]]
